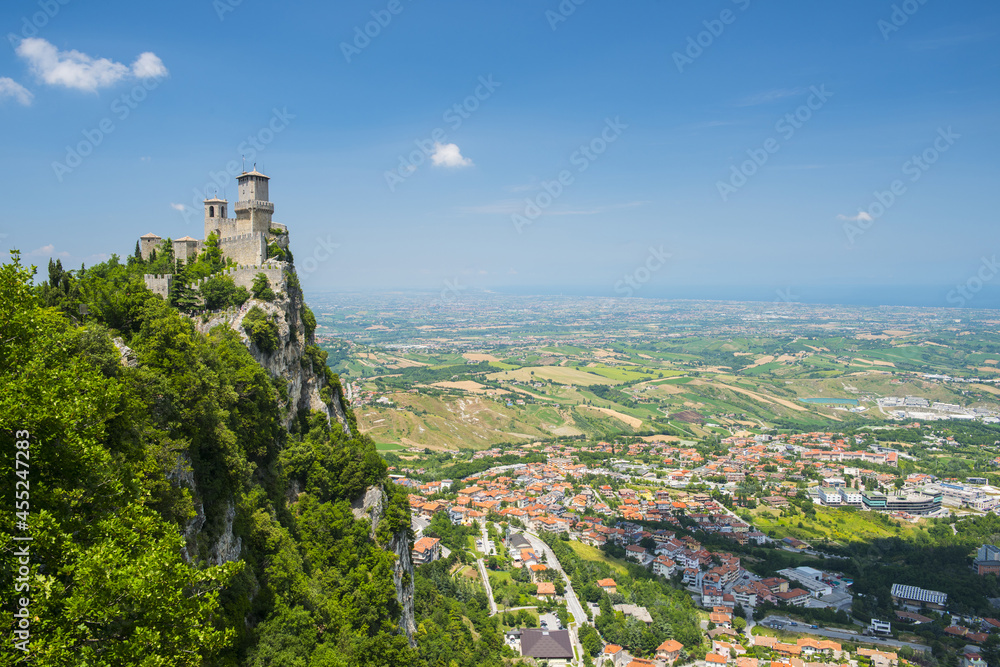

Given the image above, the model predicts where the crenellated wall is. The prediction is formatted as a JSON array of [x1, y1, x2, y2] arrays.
[[143, 273, 174, 299], [218, 232, 266, 266], [185, 263, 286, 294]]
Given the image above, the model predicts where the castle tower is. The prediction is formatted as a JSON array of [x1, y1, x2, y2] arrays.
[[139, 232, 162, 260], [235, 169, 273, 234], [204, 197, 228, 239]]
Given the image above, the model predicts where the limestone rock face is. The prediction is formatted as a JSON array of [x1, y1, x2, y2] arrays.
[[352, 484, 417, 646], [191, 264, 350, 433], [162, 261, 414, 645], [112, 337, 138, 368]]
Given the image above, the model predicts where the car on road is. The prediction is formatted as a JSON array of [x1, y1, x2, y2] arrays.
[[811, 625, 819, 629], [790, 622, 797, 626]]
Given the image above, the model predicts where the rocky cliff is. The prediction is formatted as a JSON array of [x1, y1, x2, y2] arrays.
[[192, 263, 351, 433], [352, 485, 418, 645], [183, 260, 416, 646]]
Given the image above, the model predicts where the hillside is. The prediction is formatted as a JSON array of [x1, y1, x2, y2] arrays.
[[0, 250, 415, 665]]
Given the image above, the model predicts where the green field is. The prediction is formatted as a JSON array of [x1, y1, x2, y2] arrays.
[[747, 506, 923, 544], [566, 541, 629, 576]]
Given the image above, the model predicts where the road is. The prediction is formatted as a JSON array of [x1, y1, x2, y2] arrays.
[[760, 615, 928, 653], [525, 530, 586, 666], [477, 556, 498, 616], [476, 524, 499, 616]]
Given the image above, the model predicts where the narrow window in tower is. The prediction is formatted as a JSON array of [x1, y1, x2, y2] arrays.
[[210, 206, 215, 217]]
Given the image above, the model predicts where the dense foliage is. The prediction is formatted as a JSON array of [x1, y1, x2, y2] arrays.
[[412, 557, 512, 667], [539, 532, 703, 658], [1, 252, 413, 665]]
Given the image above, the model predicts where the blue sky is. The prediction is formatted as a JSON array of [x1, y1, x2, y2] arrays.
[[1, 0, 999, 307]]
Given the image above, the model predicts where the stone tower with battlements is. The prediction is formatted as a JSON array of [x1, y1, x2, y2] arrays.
[[235, 170, 273, 235], [142, 166, 290, 298]]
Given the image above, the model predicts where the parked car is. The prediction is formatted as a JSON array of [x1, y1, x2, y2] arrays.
[[811, 625, 819, 629]]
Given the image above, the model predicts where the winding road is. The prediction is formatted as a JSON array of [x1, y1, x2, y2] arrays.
[[525, 530, 587, 666]]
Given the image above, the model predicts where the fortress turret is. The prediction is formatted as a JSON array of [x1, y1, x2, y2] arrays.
[[204, 197, 228, 239], [235, 169, 273, 234]]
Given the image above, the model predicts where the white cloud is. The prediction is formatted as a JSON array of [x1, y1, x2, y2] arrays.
[[170, 203, 187, 212], [431, 142, 473, 168], [15, 38, 167, 92], [837, 211, 873, 222], [131, 52, 168, 79], [28, 244, 69, 257], [0, 77, 33, 106]]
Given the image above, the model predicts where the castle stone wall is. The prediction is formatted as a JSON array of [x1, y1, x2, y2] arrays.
[[144, 274, 174, 299], [207, 217, 240, 241], [186, 263, 286, 295], [218, 232, 266, 266]]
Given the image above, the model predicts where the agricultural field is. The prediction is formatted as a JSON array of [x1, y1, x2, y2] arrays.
[[306, 292, 1000, 449]]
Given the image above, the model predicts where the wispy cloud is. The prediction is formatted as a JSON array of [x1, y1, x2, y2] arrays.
[[28, 244, 70, 257], [837, 211, 873, 222], [0, 77, 33, 106], [735, 88, 805, 107], [15, 38, 168, 92], [170, 203, 187, 212], [431, 142, 473, 168], [458, 200, 523, 215], [547, 201, 649, 216], [908, 31, 993, 51]]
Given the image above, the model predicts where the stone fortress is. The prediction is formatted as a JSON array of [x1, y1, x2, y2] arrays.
[[140, 168, 289, 299]]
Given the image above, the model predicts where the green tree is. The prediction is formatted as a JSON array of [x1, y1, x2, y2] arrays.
[[243, 306, 280, 353], [252, 272, 276, 301], [201, 274, 250, 310]]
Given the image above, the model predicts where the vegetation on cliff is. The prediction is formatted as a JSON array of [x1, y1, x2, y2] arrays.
[[0, 252, 412, 665]]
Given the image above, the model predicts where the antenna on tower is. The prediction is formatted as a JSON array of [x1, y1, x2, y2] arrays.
[[242, 155, 245, 173]]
